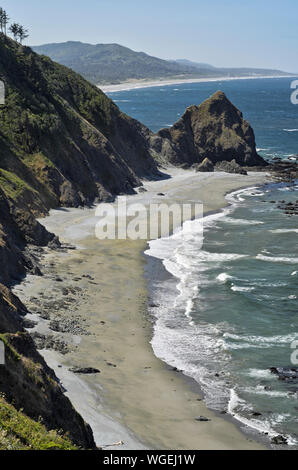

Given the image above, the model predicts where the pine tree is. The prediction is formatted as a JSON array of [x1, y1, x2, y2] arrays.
[[18, 25, 29, 44], [2, 10, 9, 35], [9, 23, 19, 41]]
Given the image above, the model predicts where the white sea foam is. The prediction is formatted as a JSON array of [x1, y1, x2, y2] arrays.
[[228, 389, 297, 445], [216, 272, 234, 283], [270, 229, 298, 234], [283, 128, 298, 132], [224, 332, 298, 345], [231, 285, 255, 292], [256, 254, 298, 264], [244, 386, 293, 399], [224, 217, 264, 225], [146, 182, 297, 446], [247, 369, 273, 379]]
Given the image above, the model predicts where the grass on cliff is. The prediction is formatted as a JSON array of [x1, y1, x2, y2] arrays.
[[0, 169, 37, 201], [0, 396, 78, 450]]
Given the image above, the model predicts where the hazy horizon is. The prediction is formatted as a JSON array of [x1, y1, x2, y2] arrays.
[[1, 0, 297, 73]]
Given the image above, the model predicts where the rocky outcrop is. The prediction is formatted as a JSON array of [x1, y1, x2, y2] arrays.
[[270, 367, 298, 383], [195, 158, 214, 172], [215, 159, 248, 175], [157, 91, 268, 168]]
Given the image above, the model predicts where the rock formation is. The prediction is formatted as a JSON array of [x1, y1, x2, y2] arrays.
[[157, 91, 267, 167], [195, 158, 214, 172], [215, 159, 248, 175]]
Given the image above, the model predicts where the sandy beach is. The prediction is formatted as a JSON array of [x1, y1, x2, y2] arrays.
[[13, 168, 270, 450], [99, 75, 293, 93]]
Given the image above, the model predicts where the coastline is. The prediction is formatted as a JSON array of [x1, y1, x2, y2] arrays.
[[99, 75, 295, 93], [13, 169, 270, 450]]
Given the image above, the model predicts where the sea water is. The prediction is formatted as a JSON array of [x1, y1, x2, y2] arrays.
[[107, 78, 298, 446]]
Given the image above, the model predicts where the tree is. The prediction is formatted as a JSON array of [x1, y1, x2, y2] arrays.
[[9, 23, 19, 41], [17, 25, 29, 44], [0, 8, 9, 34], [1, 10, 9, 35], [9, 23, 29, 44], [0, 8, 3, 33]]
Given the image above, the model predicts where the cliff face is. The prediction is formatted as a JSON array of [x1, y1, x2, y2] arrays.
[[157, 91, 267, 167], [0, 36, 158, 214], [0, 284, 95, 449]]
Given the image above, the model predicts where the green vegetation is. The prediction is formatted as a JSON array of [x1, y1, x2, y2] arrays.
[[32, 41, 291, 85], [0, 169, 37, 201], [0, 333, 21, 362], [0, 396, 78, 450]]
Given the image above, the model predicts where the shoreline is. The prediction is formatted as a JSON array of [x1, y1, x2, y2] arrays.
[[13, 169, 270, 450], [99, 75, 295, 93]]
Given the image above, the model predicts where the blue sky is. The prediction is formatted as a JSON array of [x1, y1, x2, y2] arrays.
[[1, 0, 297, 72]]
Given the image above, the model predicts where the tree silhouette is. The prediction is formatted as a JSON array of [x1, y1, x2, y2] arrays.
[[0, 8, 8, 34], [1, 10, 9, 35], [18, 25, 29, 44], [0, 8, 3, 33], [9, 23, 19, 41], [9, 23, 29, 44]]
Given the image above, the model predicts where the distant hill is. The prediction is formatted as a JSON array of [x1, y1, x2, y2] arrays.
[[174, 59, 288, 77], [32, 42, 291, 85]]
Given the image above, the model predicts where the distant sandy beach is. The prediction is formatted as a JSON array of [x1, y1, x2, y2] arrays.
[[13, 168, 270, 450], [99, 75, 294, 93]]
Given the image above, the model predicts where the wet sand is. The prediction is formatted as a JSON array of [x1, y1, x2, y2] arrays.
[[13, 169, 269, 450]]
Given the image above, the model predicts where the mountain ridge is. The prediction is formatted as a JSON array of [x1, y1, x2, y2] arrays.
[[32, 41, 292, 85]]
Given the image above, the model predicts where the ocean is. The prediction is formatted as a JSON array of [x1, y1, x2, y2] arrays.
[[107, 78, 298, 447]]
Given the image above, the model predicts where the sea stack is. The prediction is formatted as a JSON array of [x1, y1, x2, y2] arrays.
[[158, 91, 268, 167]]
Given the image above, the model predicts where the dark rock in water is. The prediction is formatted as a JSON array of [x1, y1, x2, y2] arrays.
[[252, 412, 262, 417], [22, 318, 38, 329], [215, 159, 248, 175], [271, 435, 288, 445], [157, 91, 267, 167], [270, 367, 298, 382], [268, 161, 298, 184], [195, 416, 211, 422], [138, 187, 147, 193], [195, 158, 214, 172], [48, 236, 61, 249], [157, 192, 166, 196], [69, 367, 101, 375]]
